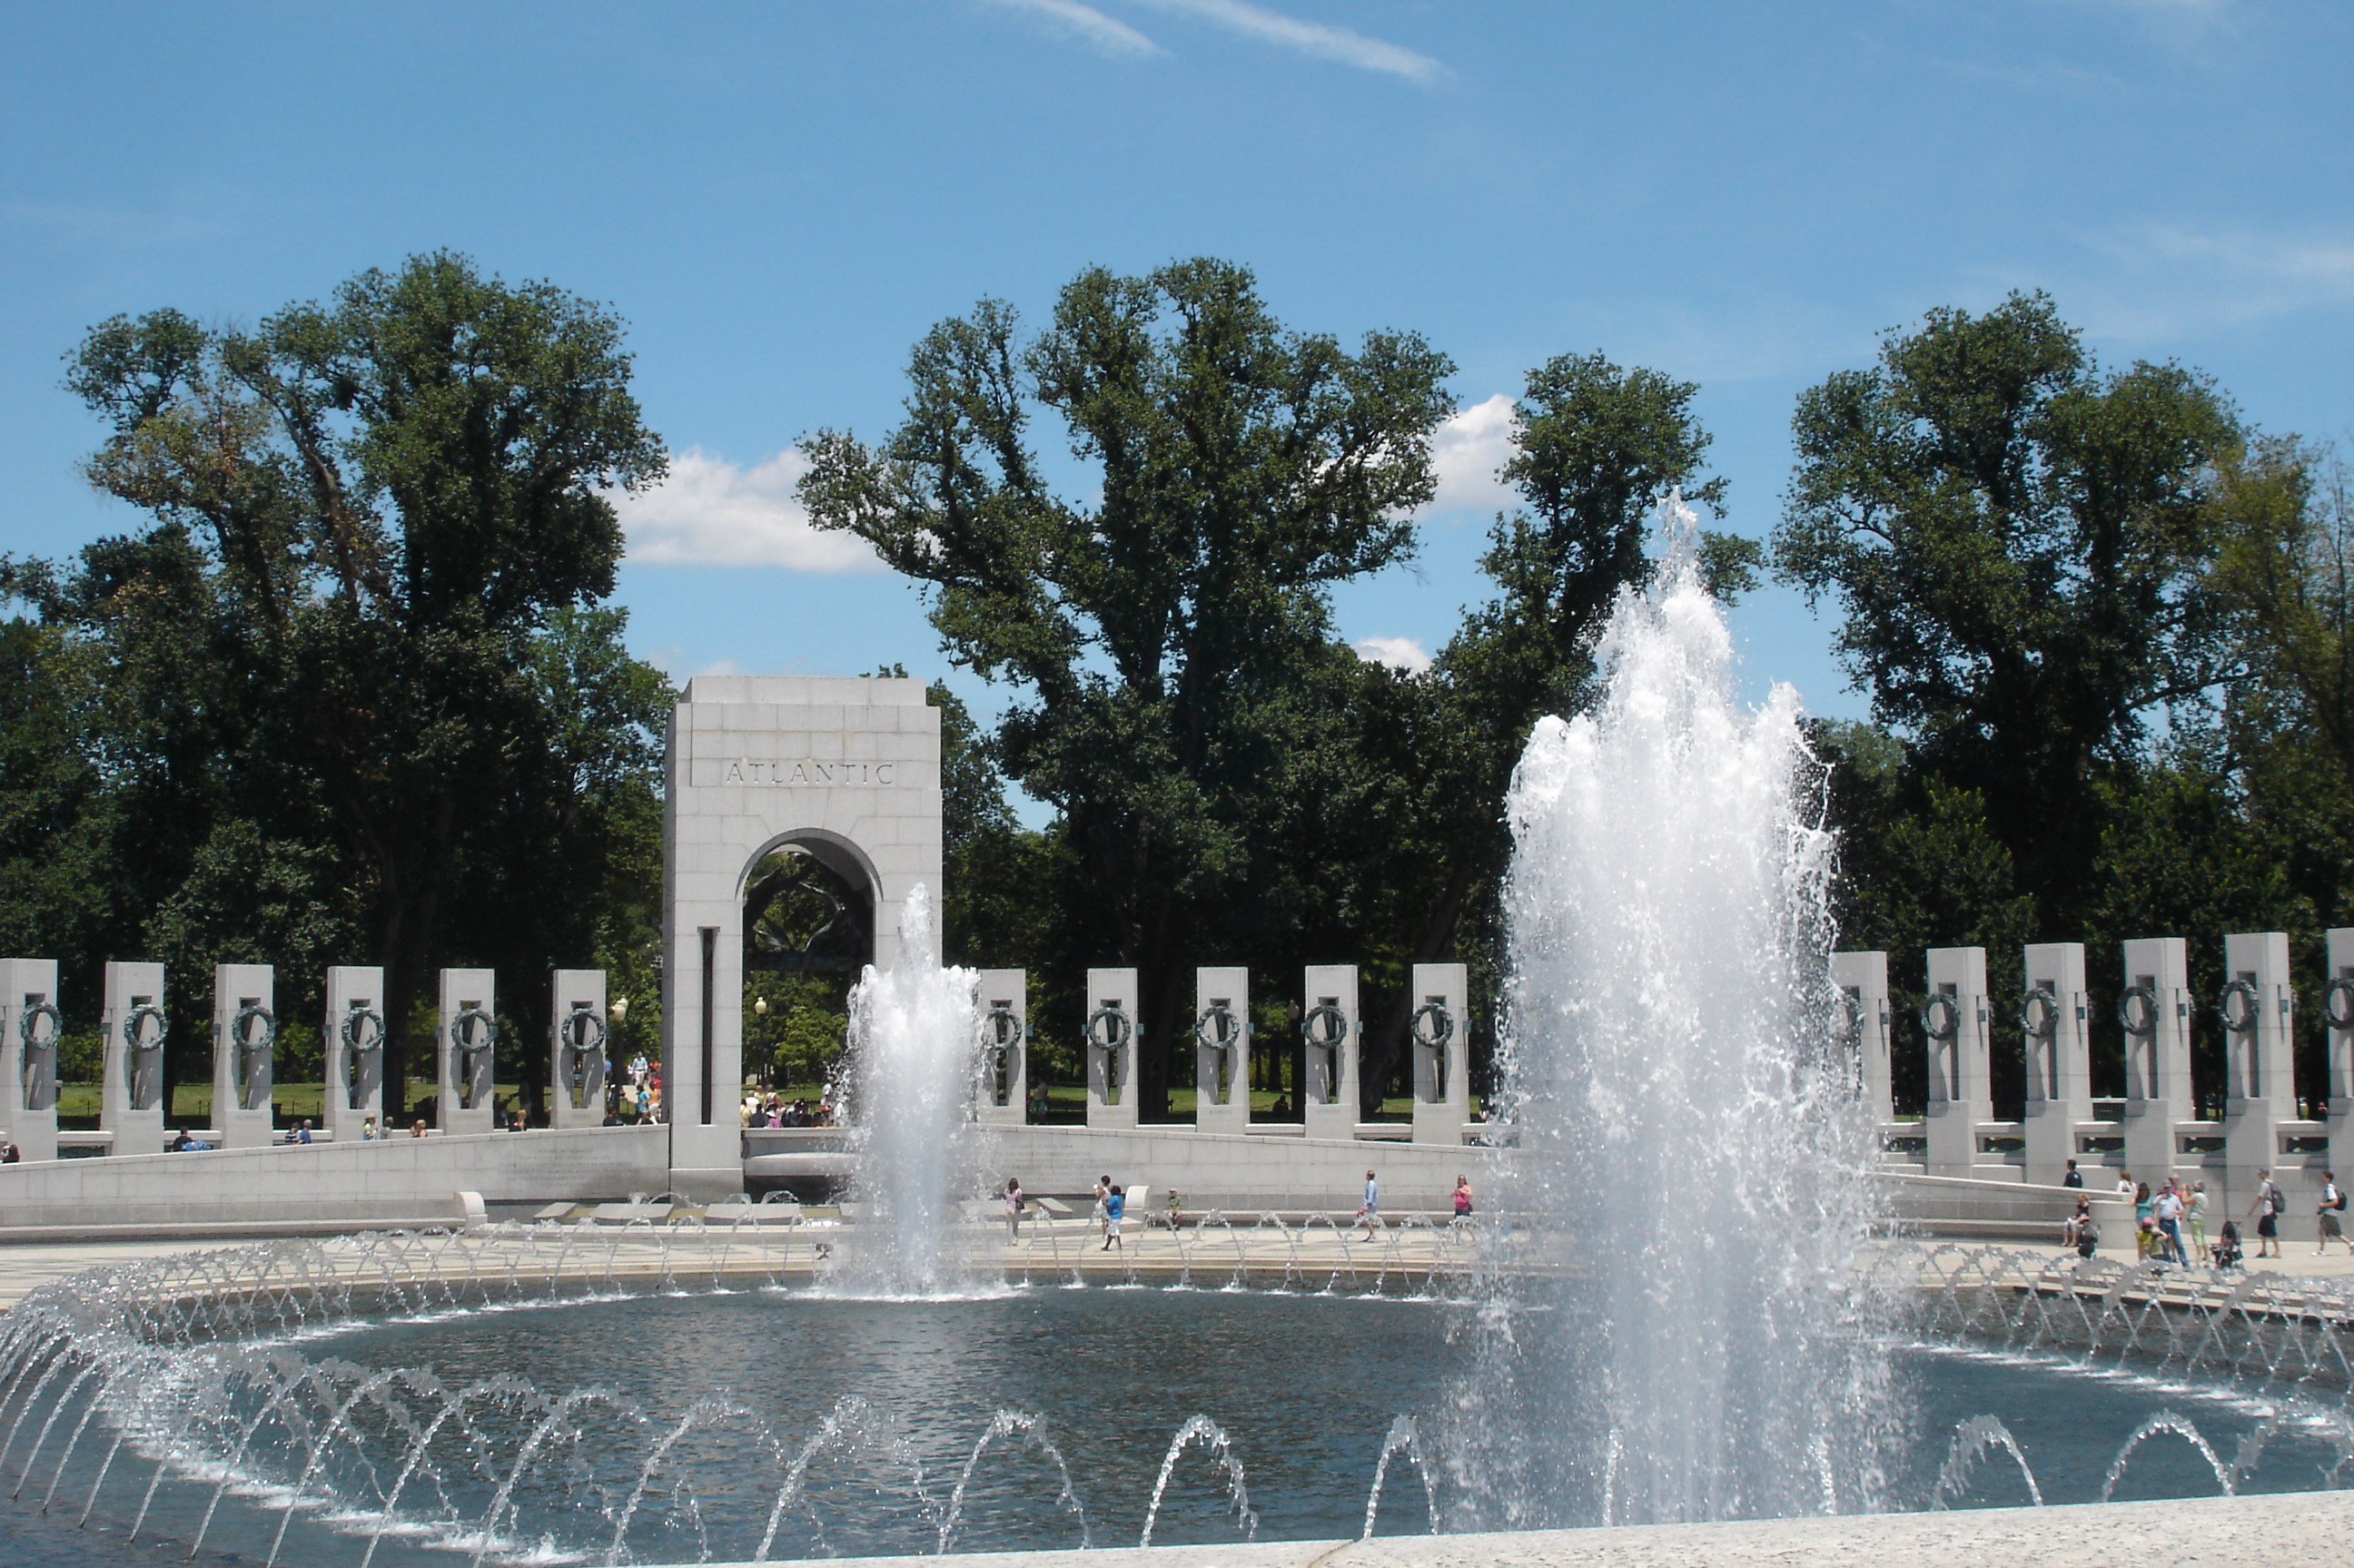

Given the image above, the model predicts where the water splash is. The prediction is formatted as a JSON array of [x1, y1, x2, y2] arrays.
[[1361, 1413, 1438, 1538], [1138, 1414, 1257, 1547], [2100, 1411, 2232, 1503], [834, 885, 990, 1296], [935, 1409, 1090, 1553], [1930, 1415, 2044, 1508], [1459, 497, 1899, 1527]]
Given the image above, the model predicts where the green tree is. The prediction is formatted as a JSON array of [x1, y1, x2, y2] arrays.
[[1342, 351, 1746, 1110], [0, 616, 119, 978], [798, 259, 1455, 1116], [44, 251, 668, 1109], [1775, 291, 2242, 932], [2200, 439, 2354, 1108], [2211, 439, 2354, 794]]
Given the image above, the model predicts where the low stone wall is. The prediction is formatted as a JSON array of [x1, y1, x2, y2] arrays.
[[0, 1123, 668, 1233], [1878, 1171, 2131, 1242], [747, 1122, 1496, 1213]]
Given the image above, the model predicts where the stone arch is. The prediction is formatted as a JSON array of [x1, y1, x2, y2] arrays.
[[739, 825, 880, 905], [740, 828, 880, 976], [661, 676, 942, 1196]]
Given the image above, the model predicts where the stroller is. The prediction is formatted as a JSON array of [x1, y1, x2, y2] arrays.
[[2212, 1219, 2243, 1270]]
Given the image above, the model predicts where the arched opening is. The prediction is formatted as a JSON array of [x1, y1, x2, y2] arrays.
[[738, 831, 877, 1108]]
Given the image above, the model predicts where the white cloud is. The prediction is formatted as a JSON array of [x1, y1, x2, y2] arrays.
[[613, 448, 882, 571], [1426, 393, 1518, 514], [1127, 0, 1445, 83], [985, 0, 1161, 58], [2068, 222, 2354, 338], [641, 648, 751, 682], [1353, 635, 1432, 675]]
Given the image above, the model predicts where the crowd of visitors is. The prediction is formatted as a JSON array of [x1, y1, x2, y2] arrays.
[[2057, 1169, 2349, 1272], [741, 1090, 836, 1128], [601, 1051, 662, 1125]]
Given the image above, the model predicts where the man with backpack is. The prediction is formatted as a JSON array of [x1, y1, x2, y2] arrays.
[[2248, 1168, 2286, 1258], [2318, 1171, 2349, 1257]]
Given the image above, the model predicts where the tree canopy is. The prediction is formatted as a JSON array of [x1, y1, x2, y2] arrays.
[[4, 251, 671, 1110], [9, 257, 2350, 1135], [1776, 291, 2241, 918], [1778, 294, 2347, 1116], [799, 258, 1456, 1114]]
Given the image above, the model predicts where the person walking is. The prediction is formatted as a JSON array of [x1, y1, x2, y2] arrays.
[[2317, 1171, 2348, 1257], [1101, 1184, 1125, 1252], [1452, 1175, 1473, 1219], [2249, 1168, 2285, 1258], [1356, 1169, 1380, 1238], [2186, 1180, 2210, 1264], [1092, 1175, 1111, 1245], [1004, 1177, 1025, 1240]]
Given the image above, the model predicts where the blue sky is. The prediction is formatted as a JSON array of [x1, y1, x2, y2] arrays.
[[5, 1, 2349, 807]]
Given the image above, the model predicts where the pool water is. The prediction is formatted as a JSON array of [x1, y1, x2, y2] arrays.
[[0, 1286, 2344, 1566]]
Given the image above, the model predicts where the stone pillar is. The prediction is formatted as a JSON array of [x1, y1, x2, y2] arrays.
[[1831, 951, 1893, 1131], [1083, 968, 1138, 1129], [0, 959, 62, 1162], [211, 962, 277, 1149], [549, 969, 609, 1130], [1193, 966, 1250, 1134], [322, 965, 387, 1142], [1301, 963, 1360, 1142], [436, 968, 498, 1133], [2120, 937, 2194, 1188], [1410, 962, 1470, 1145], [101, 961, 168, 1154], [2328, 929, 2354, 1166], [974, 969, 1026, 1127], [2222, 931, 2296, 1209], [1923, 946, 1990, 1178], [2020, 942, 2091, 1188]]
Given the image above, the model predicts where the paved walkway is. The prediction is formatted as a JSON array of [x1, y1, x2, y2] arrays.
[[5, 1217, 2353, 1313], [0, 1238, 232, 1308], [0, 1211, 1476, 1310], [1974, 1231, 2354, 1286], [791, 1488, 2354, 1567]]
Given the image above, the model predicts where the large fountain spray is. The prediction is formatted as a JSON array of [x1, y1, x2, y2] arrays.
[[833, 883, 994, 1296], [1459, 497, 1899, 1527]]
